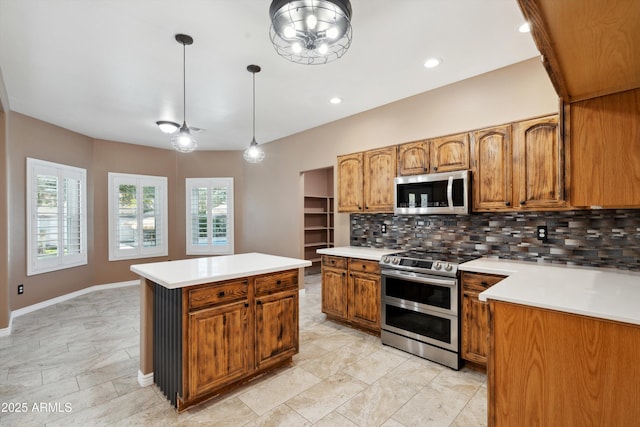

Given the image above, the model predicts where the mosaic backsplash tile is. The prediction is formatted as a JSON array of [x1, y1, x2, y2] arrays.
[[350, 210, 640, 271]]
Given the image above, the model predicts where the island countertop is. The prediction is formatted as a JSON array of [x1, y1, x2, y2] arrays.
[[461, 258, 640, 326], [131, 252, 312, 289]]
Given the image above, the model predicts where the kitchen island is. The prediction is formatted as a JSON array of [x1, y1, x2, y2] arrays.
[[461, 259, 640, 426], [131, 253, 311, 411]]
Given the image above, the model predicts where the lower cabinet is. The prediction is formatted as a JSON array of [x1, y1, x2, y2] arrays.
[[461, 271, 505, 369], [321, 255, 381, 334], [180, 270, 299, 410]]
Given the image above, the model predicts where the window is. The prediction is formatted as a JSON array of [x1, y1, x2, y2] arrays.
[[108, 173, 168, 261], [186, 178, 234, 255], [27, 158, 87, 275]]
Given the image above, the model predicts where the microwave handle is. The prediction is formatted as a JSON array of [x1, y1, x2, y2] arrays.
[[447, 176, 453, 209]]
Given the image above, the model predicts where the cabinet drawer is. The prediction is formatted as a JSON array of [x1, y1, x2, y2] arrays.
[[188, 279, 248, 310], [461, 272, 505, 292], [255, 270, 298, 296], [322, 255, 347, 270], [349, 258, 380, 274]]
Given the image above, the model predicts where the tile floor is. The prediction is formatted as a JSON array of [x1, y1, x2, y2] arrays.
[[0, 274, 487, 426]]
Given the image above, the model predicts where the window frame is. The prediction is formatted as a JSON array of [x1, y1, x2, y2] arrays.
[[108, 172, 168, 261], [26, 158, 88, 276], [185, 177, 235, 255]]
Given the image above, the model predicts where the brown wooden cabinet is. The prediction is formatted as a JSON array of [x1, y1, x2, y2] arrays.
[[472, 115, 565, 212], [338, 147, 396, 213], [472, 125, 513, 211], [321, 255, 381, 334], [181, 270, 299, 409], [460, 271, 505, 370], [397, 133, 469, 176], [337, 153, 364, 212], [488, 300, 640, 426]]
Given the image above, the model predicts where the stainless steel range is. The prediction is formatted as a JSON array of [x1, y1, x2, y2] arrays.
[[379, 250, 477, 370]]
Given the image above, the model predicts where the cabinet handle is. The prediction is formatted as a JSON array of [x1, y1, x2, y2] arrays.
[[365, 206, 369, 210], [520, 200, 526, 206], [481, 281, 488, 286], [342, 272, 346, 276], [276, 280, 282, 285], [362, 265, 366, 269], [256, 300, 262, 305], [244, 303, 249, 308], [358, 205, 362, 210], [433, 166, 438, 172], [505, 201, 511, 207], [423, 167, 428, 171], [218, 291, 225, 297]]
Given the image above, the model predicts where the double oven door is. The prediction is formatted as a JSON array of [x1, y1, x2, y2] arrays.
[[381, 269, 458, 352]]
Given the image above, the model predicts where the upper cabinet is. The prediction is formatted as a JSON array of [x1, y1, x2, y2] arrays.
[[472, 115, 565, 212], [397, 133, 470, 176], [337, 147, 396, 213], [517, 0, 640, 102]]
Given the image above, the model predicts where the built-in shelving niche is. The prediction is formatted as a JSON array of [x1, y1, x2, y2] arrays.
[[301, 167, 334, 274]]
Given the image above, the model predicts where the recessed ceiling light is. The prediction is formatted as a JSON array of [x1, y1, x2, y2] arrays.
[[329, 97, 342, 105], [518, 22, 531, 33], [423, 58, 441, 69]]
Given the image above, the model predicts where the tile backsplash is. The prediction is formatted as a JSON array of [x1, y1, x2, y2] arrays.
[[350, 210, 640, 271]]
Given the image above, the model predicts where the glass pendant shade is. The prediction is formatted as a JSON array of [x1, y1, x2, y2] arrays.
[[269, 0, 352, 65], [156, 120, 179, 134], [243, 138, 265, 163], [171, 122, 197, 153]]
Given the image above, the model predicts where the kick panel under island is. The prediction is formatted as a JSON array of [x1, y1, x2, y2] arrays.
[[131, 253, 311, 411]]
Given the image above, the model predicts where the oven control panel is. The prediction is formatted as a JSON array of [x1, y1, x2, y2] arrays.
[[380, 255, 458, 276]]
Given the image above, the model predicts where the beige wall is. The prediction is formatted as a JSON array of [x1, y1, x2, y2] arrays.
[[1, 57, 557, 317], [241, 58, 559, 256]]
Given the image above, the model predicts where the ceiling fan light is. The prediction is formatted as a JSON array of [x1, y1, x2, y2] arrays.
[[283, 25, 296, 38], [326, 27, 339, 39], [318, 43, 328, 55], [156, 120, 180, 134], [171, 125, 197, 153]]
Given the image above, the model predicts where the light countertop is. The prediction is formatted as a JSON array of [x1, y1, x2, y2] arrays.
[[131, 252, 311, 289], [317, 246, 398, 261], [461, 258, 640, 326]]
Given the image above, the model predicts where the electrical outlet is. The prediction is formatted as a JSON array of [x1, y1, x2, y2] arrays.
[[537, 226, 548, 243], [381, 224, 387, 233], [18, 284, 24, 295]]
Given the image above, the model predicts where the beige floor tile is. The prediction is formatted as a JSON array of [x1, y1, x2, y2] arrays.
[[313, 411, 360, 427], [286, 371, 366, 423], [179, 396, 257, 426], [342, 348, 408, 385], [451, 383, 488, 427], [336, 376, 419, 427], [237, 367, 322, 416], [243, 404, 312, 427], [297, 345, 363, 380]]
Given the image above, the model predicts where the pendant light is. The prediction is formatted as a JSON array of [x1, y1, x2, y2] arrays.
[[170, 34, 197, 153], [269, 0, 353, 65], [243, 65, 265, 163]]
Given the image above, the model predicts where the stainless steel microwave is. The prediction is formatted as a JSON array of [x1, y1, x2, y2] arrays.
[[394, 170, 470, 215]]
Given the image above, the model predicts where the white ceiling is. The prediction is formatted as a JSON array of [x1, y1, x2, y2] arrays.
[[0, 0, 539, 151]]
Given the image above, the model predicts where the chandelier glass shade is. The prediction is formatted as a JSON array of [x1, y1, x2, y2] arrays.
[[269, 0, 352, 65], [243, 65, 265, 163]]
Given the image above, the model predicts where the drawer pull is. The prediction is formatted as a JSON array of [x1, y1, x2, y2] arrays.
[[218, 291, 225, 297], [481, 281, 488, 286], [256, 300, 262, 305], [244, 303, 249, 308], [276, 280, 282, 285]]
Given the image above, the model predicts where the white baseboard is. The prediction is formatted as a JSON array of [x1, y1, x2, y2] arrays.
[[138, 370, 154, 387], [4, 279, 140, 335]]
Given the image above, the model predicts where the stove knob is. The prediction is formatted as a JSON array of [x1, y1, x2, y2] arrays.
[[392, 258, 400, 265], [433, 261, 442, 270], [382, 256, 390, 263], [444, 263, 453, 271]]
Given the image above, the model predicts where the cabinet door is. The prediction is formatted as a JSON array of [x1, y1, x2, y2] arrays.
[[430, 133, 470, 173], [472, 125, 513, 211], [513, 115, 566, 209], [461, 290, 489, 366], [321, 266, 348, 319], [186, 301, 249, 399], [255, 289, 298, 370], [337, 153, 364, 212], [363, 147, 397, 212], [398, 140, 429, 175], [348, 270, 380, 332]]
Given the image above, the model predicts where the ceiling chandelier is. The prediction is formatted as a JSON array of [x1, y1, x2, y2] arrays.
[[170, 34, 197, 153], [243, 65, 266, 163], [269, 0, 353, 65]]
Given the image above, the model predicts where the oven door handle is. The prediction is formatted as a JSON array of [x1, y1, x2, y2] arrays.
[[381, 269, 457, 287], [447, 175, 454, 210]]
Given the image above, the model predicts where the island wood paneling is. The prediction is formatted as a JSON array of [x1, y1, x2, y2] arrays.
[[488, 301, 640, 426]]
